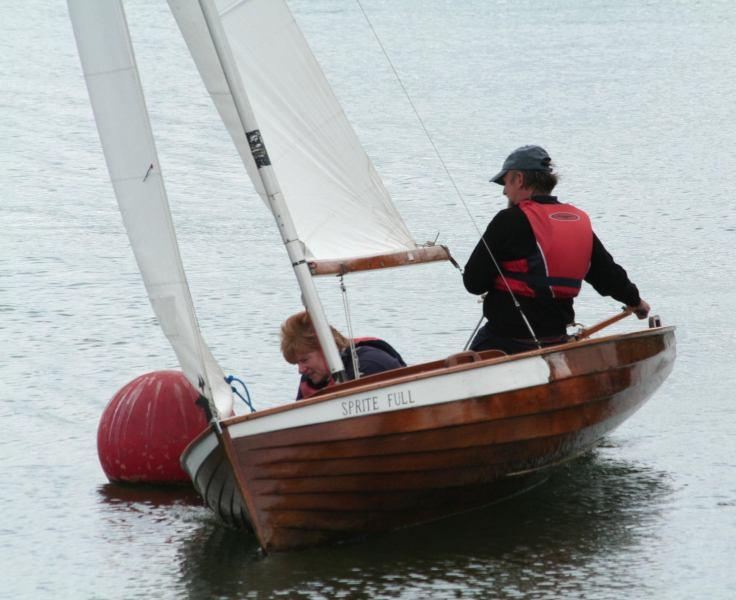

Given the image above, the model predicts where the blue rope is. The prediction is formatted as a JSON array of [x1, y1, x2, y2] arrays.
[[225, 375, 256, 413]]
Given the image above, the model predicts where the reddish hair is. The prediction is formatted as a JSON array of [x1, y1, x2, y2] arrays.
[[280, 311, 349, 364]]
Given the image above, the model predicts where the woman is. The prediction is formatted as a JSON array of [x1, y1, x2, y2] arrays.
[[280, 311, 406, 400]]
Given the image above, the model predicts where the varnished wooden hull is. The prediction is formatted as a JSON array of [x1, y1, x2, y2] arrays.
[[182, 327, 675, 552]]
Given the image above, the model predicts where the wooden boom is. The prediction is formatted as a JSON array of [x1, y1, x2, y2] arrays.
[[308, 245, 455, 276]]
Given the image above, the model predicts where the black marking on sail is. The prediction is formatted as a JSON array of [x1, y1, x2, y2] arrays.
[[247, 130, 271, 167], [195, 394, 214, 422], [142, 163, 154, 182], [198, 375, 205, 391]]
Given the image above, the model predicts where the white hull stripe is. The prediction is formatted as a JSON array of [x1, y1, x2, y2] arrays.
[[184, 433, 219, 479], [184, 356, 550, 477]]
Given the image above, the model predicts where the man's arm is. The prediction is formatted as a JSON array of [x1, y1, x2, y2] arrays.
[[631, 299, 651, 319], [463, 210, 517, 294], [585, 234, 650, 318]]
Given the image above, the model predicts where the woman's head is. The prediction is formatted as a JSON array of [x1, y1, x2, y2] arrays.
[[280, 311, 349, 384], [280, 311, 348, 361]]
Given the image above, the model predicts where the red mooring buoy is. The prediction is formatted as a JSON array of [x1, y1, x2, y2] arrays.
[[98, 370, 209, 484]]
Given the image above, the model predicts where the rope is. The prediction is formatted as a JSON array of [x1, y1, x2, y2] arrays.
[[225, 375, 256, 413], [355, 0, 476, 237], [354, 1, 541, 349], [339, 274, 361, 379]]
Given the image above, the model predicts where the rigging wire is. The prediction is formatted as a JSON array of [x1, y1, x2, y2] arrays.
[[464, 310, 487, 352], [340, 274, 361, 379], [354, 0, 541, 348], [354, 0, 480, 238]]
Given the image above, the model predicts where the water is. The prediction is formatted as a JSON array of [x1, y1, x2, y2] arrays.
[[3, 0, 735, 598]]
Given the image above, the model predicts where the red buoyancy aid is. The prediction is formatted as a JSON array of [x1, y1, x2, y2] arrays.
[[298, 375, 324, 401], [296, 337, 406, 400], [494, 200, 593, 299]]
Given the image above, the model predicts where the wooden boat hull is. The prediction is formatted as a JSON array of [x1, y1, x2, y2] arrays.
[[182, 327, 675, 552]]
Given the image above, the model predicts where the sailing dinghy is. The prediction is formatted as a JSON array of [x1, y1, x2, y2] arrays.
[[69, 0, 676, 552]]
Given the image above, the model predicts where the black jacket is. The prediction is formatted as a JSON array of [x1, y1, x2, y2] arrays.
[[296, 339, 406, 400], [463, 196, 641, 338]]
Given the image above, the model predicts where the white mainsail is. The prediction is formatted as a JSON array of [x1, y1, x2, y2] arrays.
[[68, 0, 233, 418], [168, 0, 421, 263]]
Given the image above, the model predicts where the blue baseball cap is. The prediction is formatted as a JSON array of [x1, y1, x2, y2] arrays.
[[490, 145, 553, 185]]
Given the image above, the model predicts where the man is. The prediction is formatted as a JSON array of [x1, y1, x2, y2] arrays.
[[463, 145, 650, 354], [280, 311, 406, 400]]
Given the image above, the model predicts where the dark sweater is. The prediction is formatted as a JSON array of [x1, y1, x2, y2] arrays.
[[296, 341, 406, 400], [463, 196, 641, 338]]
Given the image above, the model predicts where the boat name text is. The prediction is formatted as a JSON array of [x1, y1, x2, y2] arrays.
[[340, 389, 415, 417]]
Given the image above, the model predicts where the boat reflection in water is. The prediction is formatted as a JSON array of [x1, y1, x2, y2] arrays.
[[177, 450, 672, 599], [97, 482, 203, 508]]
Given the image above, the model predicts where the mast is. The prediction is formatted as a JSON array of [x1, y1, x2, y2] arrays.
[[197, 0, 346, 381]]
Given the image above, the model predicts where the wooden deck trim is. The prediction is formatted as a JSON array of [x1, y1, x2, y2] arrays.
[[221, 327, 675, 428], [181, 327, 673, 481], [236, 370, 642, 459], [307, 245, 454, 276]]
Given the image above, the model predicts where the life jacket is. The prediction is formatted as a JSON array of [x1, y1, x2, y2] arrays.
[[296, 337, 406, 400], [494, 200, 593, 298]]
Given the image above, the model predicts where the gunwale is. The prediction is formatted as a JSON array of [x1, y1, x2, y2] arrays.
[[184, 326, 673, 447]]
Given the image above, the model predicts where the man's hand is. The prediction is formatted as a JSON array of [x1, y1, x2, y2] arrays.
[[631, 299, 651, 319]]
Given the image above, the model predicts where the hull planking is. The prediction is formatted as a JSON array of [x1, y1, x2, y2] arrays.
[[182, 327, 675, 552]]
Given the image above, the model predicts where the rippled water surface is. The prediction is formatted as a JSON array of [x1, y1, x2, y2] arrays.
[[3, 1, 735, 598]]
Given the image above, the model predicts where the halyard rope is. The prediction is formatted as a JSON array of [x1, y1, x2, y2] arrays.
[[354, 1, 541, 347]]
